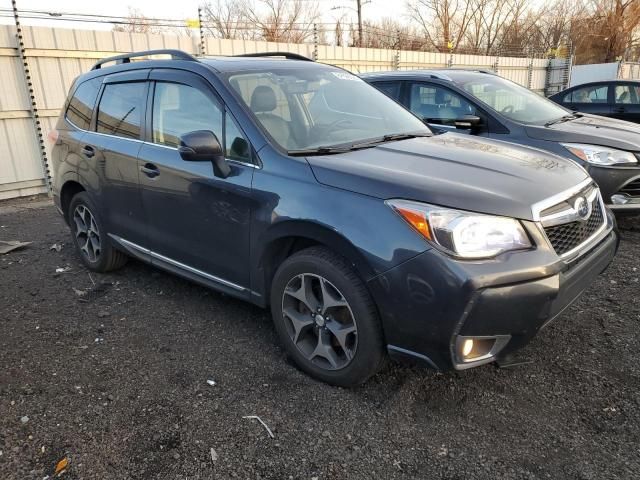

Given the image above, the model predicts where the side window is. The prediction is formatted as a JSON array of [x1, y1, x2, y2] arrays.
[[225, 115, 251, 163], [152, 82, 223, 148], [409, 83, 476, 125], [66, 78, 102, 130], [615, 85, 640, 104], [96, 82, 145, 139], [373, 82, 401, 101], [564, 85, 608, 104]]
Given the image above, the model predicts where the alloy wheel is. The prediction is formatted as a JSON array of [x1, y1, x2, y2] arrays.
[[73, 204, 101, 263], [281, 273, 357, 370]]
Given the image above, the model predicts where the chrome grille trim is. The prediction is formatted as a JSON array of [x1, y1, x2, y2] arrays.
[[530, 178, 593, 222], [535, 182, 610, 261]]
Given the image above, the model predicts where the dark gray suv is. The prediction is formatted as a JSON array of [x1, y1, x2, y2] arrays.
[[51, 50, 618, 386], [363, 70, 640, 214]]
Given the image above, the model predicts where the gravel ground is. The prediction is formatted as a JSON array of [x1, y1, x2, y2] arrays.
[[1, 198, 639, 480]]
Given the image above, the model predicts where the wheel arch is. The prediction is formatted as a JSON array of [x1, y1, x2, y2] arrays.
[[253, 220, 377, 307], [59, 179, 86, 224]]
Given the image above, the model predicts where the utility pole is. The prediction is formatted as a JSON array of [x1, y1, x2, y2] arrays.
[[356, 0, 363, 48], [331, 1, 370, 47]]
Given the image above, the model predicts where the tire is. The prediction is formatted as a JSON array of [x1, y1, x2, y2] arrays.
[[270, 246, 386, 387], [68, 192, 128, 272]]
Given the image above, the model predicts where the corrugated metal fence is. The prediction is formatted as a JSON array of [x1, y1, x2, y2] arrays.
[[0, 25, 558, 200]]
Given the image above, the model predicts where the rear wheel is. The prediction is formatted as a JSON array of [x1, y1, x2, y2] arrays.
[[270, 246, 385, 387], [68, 192, 127, 272]]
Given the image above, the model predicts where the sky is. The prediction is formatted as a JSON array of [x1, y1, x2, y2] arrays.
[[0, 0, 392, 29]]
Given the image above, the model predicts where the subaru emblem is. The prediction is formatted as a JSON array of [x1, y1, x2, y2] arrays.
[[574, 196, 591, 221]]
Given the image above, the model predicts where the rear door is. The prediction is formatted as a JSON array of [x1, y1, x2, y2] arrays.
[[560, 83, 612, 117], [611, 83, 640, 123], [137, 69, 255, 292], [84, 70, 150, 246], [58, 76, 102, 189]]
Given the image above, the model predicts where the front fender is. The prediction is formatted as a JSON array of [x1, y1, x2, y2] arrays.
[[248, 149, 431, 305]]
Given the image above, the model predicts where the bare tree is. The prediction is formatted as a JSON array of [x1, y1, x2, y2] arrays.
[[243, 0, 321, 43], [113, 7, 161, 34], [356, 18, 425, 50], [407, 0, 481, 51], [202, 0, 253, 39], [464, 0, 518, 54]]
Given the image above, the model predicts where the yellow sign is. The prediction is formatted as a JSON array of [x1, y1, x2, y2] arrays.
[[447, 41, 453, 50], [186, 19, 200, 28]]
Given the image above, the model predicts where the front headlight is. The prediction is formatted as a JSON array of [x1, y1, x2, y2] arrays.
[[387, 200, 532, 259], [561, 143, 637, 166]]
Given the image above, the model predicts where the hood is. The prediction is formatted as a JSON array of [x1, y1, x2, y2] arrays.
[[526, 114, 640, 151], [306, 134, 589, 221]]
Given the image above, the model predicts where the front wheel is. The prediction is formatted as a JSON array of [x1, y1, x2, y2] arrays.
[[270, 246, 386, 387]]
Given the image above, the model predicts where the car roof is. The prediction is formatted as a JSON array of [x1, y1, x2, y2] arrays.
[[80, 50, 331, 80], [565, 79, 640, 89], [200, 56, 330, 73], [360, 69, 496, 82]]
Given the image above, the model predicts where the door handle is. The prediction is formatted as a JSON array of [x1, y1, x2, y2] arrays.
[[140, 163, 160, 178], [613, 106, 626, 113], [81, 145, 95, 158]]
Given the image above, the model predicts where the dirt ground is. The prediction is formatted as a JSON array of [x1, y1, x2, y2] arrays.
[[1, 198, 639, 480]]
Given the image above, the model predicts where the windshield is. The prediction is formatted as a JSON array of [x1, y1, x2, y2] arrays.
[[452, 73, 570, 124], [227, 67, 429, 151]]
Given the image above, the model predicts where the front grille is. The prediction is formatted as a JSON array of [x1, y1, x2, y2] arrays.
[[543, 199, 604, 256], [618, 178, 640, 198]]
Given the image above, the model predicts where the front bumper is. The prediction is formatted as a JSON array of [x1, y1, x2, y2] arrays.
[[588, 166, 640, 213], [368, 212, 619, 371]]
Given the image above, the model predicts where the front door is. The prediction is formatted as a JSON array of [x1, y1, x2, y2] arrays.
[[612, 83, 640, 123], [407, 82, 482, 135], [562, 83, 612, 117], [137, 70, 255, 291]]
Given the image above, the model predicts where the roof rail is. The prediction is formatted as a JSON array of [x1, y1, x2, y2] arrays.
[[91, 49, 197, 70], [232, 52, 314, 62]]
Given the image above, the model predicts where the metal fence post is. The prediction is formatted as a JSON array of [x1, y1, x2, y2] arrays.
[[11, 0, 52, 195], [492, 50, 500, 74], [527, 54, 534, 89], [447, 53, 453, 68], [197, 7, 206, 56], [312, 23, 318, 61], [558, 42, 573, 91], [544, 54, 554, 97], [393, 29, 400, 70]]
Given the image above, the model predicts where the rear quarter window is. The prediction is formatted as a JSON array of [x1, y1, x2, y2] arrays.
[[373, 82, 401, 101], [65, 78, 102, 130]]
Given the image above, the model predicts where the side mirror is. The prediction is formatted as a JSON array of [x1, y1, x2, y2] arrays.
[[230, 137, 250, 159], [178, 130, 231, 178], [454, 115, 482, 130]]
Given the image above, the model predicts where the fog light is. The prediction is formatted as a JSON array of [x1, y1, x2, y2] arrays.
[[462, 339, 474, 357], [611, 194, 630, 205], [455, 335, 511, 366]]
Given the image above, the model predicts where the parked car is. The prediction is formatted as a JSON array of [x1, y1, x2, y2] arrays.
[[549, 80, 640, 124], [362, 70, 640, 213], [51, 50, 618, 386]]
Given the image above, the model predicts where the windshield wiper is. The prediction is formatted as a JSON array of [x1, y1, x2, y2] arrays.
[[287, 132, 431, 156], [351, 132, 431, 149], [287, 145, 362, 156], [545, 113, 581, 127]]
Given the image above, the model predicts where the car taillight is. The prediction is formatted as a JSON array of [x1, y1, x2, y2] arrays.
[[47, 129, 59, 144]]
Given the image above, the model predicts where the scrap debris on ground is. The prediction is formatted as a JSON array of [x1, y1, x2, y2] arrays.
[[0, 240, 31, 255], [1, 200, 639, 479]]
